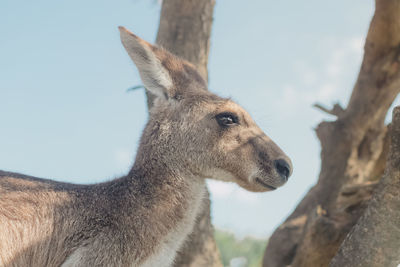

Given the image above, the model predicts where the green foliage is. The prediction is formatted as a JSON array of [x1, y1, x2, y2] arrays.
[[215, 229, 268, 267]]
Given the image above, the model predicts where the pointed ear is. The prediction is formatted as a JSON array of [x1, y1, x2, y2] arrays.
[[119, 26, 173, 100]]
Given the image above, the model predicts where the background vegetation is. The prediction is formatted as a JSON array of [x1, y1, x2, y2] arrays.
[[215, 229, 267, 267]]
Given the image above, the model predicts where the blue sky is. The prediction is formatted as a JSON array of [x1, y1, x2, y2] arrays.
[[1, 0, 398, 237]]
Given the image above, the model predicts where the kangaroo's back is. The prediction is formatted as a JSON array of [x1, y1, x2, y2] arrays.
[[0, 172, 127, 267], [0, 172, 77, 266]]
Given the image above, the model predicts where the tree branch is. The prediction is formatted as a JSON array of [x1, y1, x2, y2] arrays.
[[313, 103, 345, 117], [263, 1, 400, 266]]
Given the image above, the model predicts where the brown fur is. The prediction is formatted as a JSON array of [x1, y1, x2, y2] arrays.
[[0, 27, 292, 267]]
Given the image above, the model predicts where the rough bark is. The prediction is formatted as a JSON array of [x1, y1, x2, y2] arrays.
[[263, 1, 400, 266], [149, 1, 221, 266], [329, 106, 400, 267]]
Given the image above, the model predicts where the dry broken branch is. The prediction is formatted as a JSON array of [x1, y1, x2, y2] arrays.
[[313, 103, 345, 117]]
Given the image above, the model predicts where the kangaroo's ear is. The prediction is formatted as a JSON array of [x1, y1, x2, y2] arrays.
[[119, 26, 207, 101], [119, 26, 173, 100]]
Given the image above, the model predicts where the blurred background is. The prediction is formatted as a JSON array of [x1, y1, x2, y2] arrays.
[[1, 0, 399, 266]]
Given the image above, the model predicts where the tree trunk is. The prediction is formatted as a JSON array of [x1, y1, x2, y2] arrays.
[[147, 0, 215, 108], [148, 1, 221, 266], [263, 1, 400, 266], [329, 106, 400, 267]]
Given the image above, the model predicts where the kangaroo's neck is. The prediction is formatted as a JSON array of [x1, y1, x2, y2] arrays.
[[108, 150, 206, 266]]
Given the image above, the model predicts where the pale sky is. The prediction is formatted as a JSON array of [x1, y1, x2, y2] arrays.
[[1, 0, 398, 237]]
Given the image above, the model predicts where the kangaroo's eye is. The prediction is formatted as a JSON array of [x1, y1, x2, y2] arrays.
[[215, 112, 239, 127]]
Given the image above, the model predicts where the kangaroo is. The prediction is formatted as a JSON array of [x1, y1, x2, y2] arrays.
[[0, 27, 292, 267]]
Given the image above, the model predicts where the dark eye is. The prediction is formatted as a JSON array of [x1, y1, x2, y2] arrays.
[[215, 112, 239, 127]]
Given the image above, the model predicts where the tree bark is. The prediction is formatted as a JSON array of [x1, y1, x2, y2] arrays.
[[329, 106, 400, 267], [263, 1, 400, 266], [149, 1, 221, 266]]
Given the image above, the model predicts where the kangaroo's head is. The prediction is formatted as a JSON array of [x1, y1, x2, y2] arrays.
[[120, 27, 292, 192]]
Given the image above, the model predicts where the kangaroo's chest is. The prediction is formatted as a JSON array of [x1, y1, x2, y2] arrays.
[[140, 183, 206, 267]]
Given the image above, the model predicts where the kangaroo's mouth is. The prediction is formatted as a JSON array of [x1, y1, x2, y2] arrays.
[[255, 178, 277, 190]]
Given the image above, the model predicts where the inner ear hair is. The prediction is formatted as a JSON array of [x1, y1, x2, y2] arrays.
[[119, 27, 208, 102], [119, 27, 173, 100]]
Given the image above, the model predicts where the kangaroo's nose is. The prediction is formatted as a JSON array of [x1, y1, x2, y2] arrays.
[[274, 159, 291, 181]]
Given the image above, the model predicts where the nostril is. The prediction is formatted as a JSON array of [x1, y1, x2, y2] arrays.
[[274, 159, 291, 180]]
